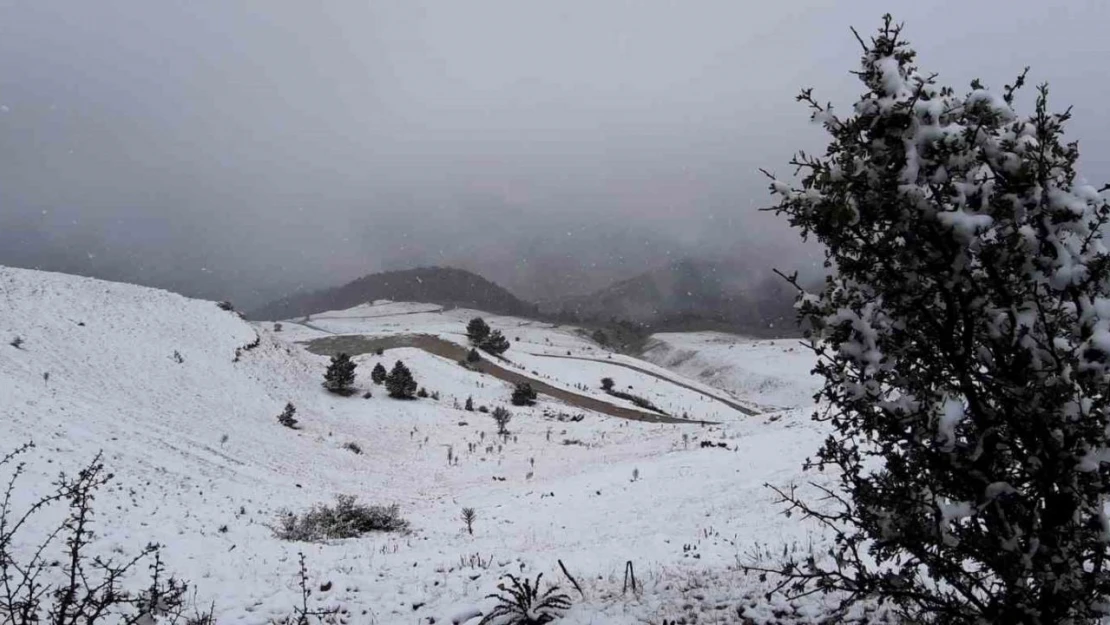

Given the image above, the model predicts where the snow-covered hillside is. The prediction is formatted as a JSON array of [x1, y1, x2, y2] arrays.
[[643, 332, 821, 410], [0, 268, 838, 624]]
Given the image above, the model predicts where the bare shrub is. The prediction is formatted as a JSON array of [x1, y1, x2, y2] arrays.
[[0, 442, 209, 625], [491, 406, 512, 437]]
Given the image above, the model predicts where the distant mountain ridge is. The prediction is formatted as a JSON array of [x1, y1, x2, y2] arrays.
[[247, 266, 536, 321], [540, 259, 800, 337], [249, 261, 799, 338]]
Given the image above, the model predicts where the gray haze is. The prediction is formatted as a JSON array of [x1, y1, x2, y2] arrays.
[[2, 0, 1109, 307]]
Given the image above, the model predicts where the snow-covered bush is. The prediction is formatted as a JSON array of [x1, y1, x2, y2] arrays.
[[277, 402, 298, 429], [274, 495, 409, 542], [758, 14, 1110, 623]]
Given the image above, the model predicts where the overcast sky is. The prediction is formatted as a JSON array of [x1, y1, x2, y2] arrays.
[[2, 0, 1109, 307]]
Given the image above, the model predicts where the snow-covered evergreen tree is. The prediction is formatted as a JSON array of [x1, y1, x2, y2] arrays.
[[511, 382, 537, 406], [466, 317, 491, 345], [385, 360, 417, 399], [758, 15, 1110, 624], [480, 330, 510, 356], [323, 353, 357, 395], [371, 362, 387, 385]]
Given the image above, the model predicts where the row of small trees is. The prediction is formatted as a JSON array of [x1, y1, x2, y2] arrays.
[[323, 353, 419, 399]]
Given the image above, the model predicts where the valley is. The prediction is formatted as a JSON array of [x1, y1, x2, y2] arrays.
[[0, 266, 834, 624]]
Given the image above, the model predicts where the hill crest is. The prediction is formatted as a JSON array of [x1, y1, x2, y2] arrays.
[[247, 266, 535, 321]]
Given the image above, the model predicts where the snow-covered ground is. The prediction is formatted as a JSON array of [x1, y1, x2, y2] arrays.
[[0, 268, 839, 624], [643, 332, 821, 410], [289, 303, 762, 421]]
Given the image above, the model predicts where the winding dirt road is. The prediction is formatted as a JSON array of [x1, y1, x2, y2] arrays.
[[529, 353, 759, 416], [300, 332, 713, 425]]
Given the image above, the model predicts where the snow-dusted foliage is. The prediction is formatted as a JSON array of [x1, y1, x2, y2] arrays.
[[760, 15, 1110, 624], [323, 352, 357, 395]]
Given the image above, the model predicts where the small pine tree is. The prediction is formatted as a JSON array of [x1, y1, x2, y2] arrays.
[[491, 406, 512, 437], [277, 402, 298, 429], [385, 360, 417, 399], [466, 348, 481, 363], [417, 387, 429, 399], [600, 377, 614, 391], [371, 362, 387, 385], [323, 353, 357, 395], [461, 507, 476, 535], [510, 382, 537, 406], [466, 317, 491, 344], [465, 396, 474, 411], [480, 330, 510, 356], [755, 14, 1110, 624]]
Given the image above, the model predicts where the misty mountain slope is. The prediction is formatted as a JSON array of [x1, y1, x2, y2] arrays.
[[642, 332, 821, 410], [248, 266, 535, 321], [0, 267, 846, 624], [540, 258, 800, 336]]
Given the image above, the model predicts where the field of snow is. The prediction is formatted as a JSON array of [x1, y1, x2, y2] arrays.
[[288, 303, 761, 422], [642, 332, 822, 410], [0, 268, 841, 624]]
